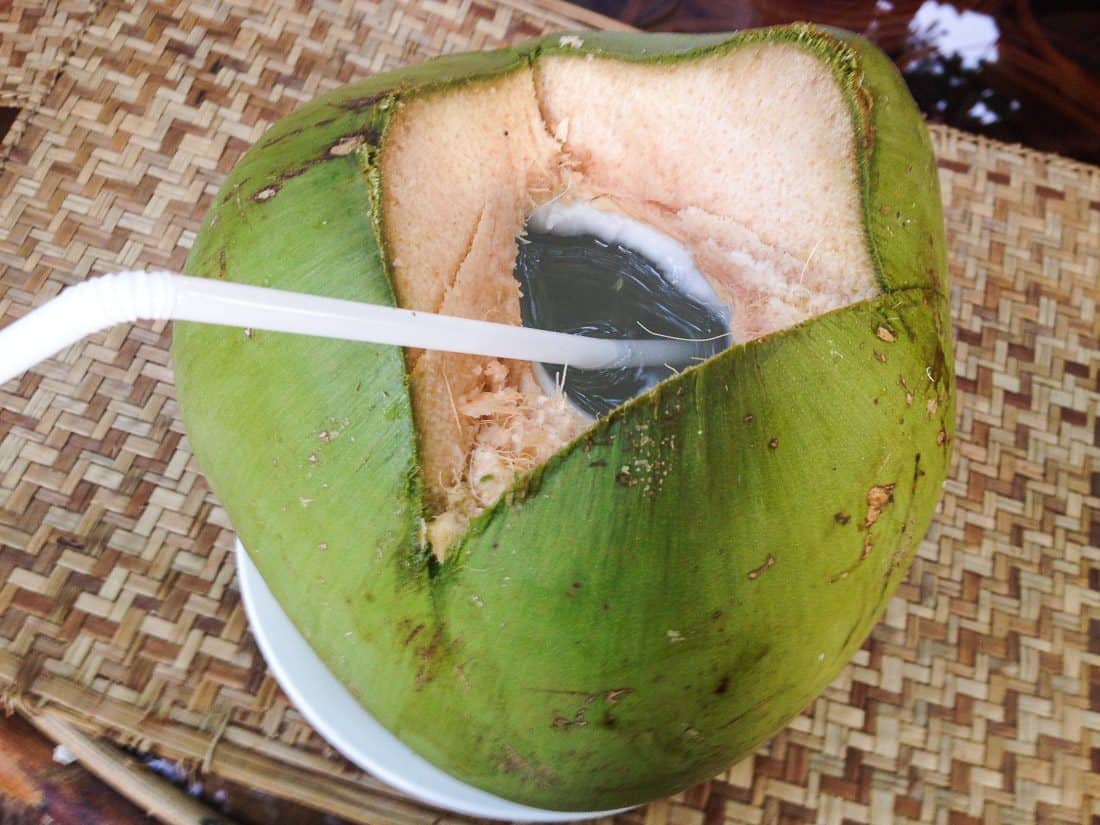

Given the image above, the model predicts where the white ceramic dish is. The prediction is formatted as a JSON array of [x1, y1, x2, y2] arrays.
[[235, 540, 630, 822]]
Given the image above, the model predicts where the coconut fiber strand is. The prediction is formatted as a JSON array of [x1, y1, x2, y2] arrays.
[[0, 1, 1096, 824]]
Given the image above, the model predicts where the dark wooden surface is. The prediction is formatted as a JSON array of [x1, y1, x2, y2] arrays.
[[573, 0, 1100, 165], [0, 714, 151, 825], [0, 713, 348, 825]]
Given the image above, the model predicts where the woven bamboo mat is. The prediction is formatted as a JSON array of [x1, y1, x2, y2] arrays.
[[0, 2, 1097, 824]]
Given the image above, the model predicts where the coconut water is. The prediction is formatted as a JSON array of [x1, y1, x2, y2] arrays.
[[515, 203, 731, 417]]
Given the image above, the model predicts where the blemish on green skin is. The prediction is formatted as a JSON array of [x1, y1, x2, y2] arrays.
[[172, 25, 953, 810], [746, 555, 776, 580]]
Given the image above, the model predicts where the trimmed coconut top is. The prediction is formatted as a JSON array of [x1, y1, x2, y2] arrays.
[[380, 42, 878, 556]]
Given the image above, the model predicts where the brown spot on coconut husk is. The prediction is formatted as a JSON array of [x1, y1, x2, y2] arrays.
[[498, 744, 559, 788], [335, 92, 389, 112], [747, 554, 776, 580], [865, 484, 896, 528], [329, 135, 364, 156]]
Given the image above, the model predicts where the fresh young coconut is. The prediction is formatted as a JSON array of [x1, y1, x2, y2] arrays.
[[172, 25, 954, 810]]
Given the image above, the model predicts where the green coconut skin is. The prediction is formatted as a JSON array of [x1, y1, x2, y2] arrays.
[[172, 26, 954, 810]]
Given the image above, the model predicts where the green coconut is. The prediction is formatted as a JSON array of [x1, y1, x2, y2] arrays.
[[172, 25, 954, 810]]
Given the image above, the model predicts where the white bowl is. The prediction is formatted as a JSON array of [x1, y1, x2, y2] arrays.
[[235, 540, 631, 821]]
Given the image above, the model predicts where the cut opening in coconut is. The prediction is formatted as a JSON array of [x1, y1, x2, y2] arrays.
[[516, 200, 732, 420], [379, 44, 878, 556]]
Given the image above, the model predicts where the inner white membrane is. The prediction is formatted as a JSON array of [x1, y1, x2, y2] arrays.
[[380, 46, 878, 556], [527, 201, 731, 316]]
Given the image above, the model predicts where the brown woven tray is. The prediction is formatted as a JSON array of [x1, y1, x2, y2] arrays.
[[1, 2, 1097, 823]]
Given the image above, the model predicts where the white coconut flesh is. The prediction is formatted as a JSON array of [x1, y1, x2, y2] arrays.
[[379, 44, 879, 556]]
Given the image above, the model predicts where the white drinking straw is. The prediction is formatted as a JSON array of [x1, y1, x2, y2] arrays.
[[0, 270, 701, 387]]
